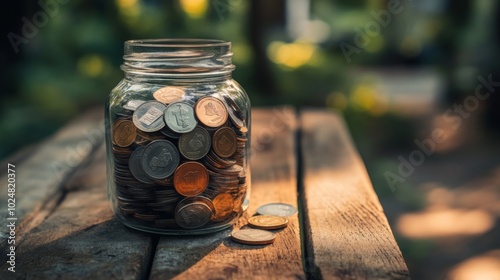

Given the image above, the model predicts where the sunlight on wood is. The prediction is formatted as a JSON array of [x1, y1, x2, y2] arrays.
[[396, 208, 494, 238], [448, 250, 500, 280]]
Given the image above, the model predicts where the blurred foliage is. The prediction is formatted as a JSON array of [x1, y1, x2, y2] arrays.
[[2, 1, 499, 278]]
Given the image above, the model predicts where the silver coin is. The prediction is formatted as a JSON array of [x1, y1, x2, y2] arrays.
[[256, 203, 298, 217], [164, 102, 197, 133], [141, 140, 180, 179], [175, 202, 212, 229], [129, 147, 155, 184], [132, 101, 167, 132], [178, 126, 211, 160]]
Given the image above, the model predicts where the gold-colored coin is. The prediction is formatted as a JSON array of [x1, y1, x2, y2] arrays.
[[212, 193, 234, 220], [153, 86, 185, 104], [195, 96, 228, 127], [231, 228, 276, 245], [113, 120, 136, 147], [248, 215, 288, 230]]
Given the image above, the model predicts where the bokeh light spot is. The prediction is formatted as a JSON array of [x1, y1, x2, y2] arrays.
[[78, 55, 104, 77], [179, 0, 208, 19]]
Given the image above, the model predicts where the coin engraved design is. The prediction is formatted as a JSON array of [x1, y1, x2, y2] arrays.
[[129, 147, 155, 184], [153, 86, 185, 104], [178, 126, 211, 160], [141, 140, 179, 179], [256, 203, 298, 217], [132, 101, 167, 132], [212, 127, 237, 158], [195, 97, 228, 127], [212, 193, 234, 220], [164, 102, 197, 133], [231, 228, 276, 245], [175, 202, 212, 229], [174, 162, 209, 196], [248, 215, 288, 230], [113, 120, 136, 147]]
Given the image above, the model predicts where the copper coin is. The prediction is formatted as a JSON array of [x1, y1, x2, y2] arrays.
[[248, 215, 288, 230], [153, 86, 185, 104], [195, 96, 228, 127], [231, 228, 276, 245], [212, 193, 234, 220], [173, 162, 209, 196], [212, 127, 237, 157], [113, 120, 136, 147]]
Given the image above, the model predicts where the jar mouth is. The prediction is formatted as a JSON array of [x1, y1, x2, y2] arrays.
[[125, 39, 230, 49], [122, 38, 234, 79]]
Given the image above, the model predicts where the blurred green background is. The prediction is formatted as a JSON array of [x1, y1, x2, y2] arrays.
[[2, 0, 500, 279]]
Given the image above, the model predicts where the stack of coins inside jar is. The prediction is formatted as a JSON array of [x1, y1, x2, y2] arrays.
[[109, 86, 248, 232]]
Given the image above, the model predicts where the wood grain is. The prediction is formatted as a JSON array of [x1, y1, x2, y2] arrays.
[[0, 144, 154, 279], [300, 110, 410, 279], [0, 107, 105, 263], [150, 107, 306, 280]]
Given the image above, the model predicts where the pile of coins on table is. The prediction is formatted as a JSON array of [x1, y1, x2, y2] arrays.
[[110, 87, 248, 230], [231, 203, 298, 245]]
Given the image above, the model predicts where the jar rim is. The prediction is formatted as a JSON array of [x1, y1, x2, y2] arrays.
[[125, 39, 230, 49]]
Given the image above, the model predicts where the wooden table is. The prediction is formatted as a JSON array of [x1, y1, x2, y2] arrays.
[[0, 107, 409, 279]]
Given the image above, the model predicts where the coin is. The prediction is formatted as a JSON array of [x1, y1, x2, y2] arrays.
[[231, 228, 276, 245], [256, 203, 298, 217], [174, 162, 209, 196], [212, 193, 234, 221], [175, 202, 212, 229], [132, 101, 167, 132], [178, 126, 211, 160], [212, 127, 237, 158], [195, 96, 228, 127], [164, 102, 197, 133], [113, 120, 137, 147], [129, 147, 155, 184], [248, 215, 288, 230], [141, 140, 180, 179], [153, 86, 185, 104]]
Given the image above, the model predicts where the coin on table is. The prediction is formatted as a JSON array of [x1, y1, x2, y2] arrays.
[[175, 202, 213, 229], [141, 140, 180, 179], [153, 86, 185, 104], [212, 127, 237, 158], [178, 126, 211, 160], [129, 147, 155, 184], [174, 162, 209, 196], [231, 228, 276, 245], [164, 102, 197, 133], [132, 101, 167, 132], [113, 120, 136, 147], [248, 215, 288, 230], [256, 203, 298, 217], [212, 193, 234, 221], [195, 96, 228, 128]]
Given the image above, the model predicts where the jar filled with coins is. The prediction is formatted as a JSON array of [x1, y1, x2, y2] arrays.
[[105, 39, 251, 234]]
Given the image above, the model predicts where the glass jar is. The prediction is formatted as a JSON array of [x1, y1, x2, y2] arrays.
[[105, 39, 251, 235]]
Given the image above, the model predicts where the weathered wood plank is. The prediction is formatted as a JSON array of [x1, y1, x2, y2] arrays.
[[0, 144, 154, 279], [150, 107, 305, 280], [300, 110, 410, 279], [0, 107, 105, 263]]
